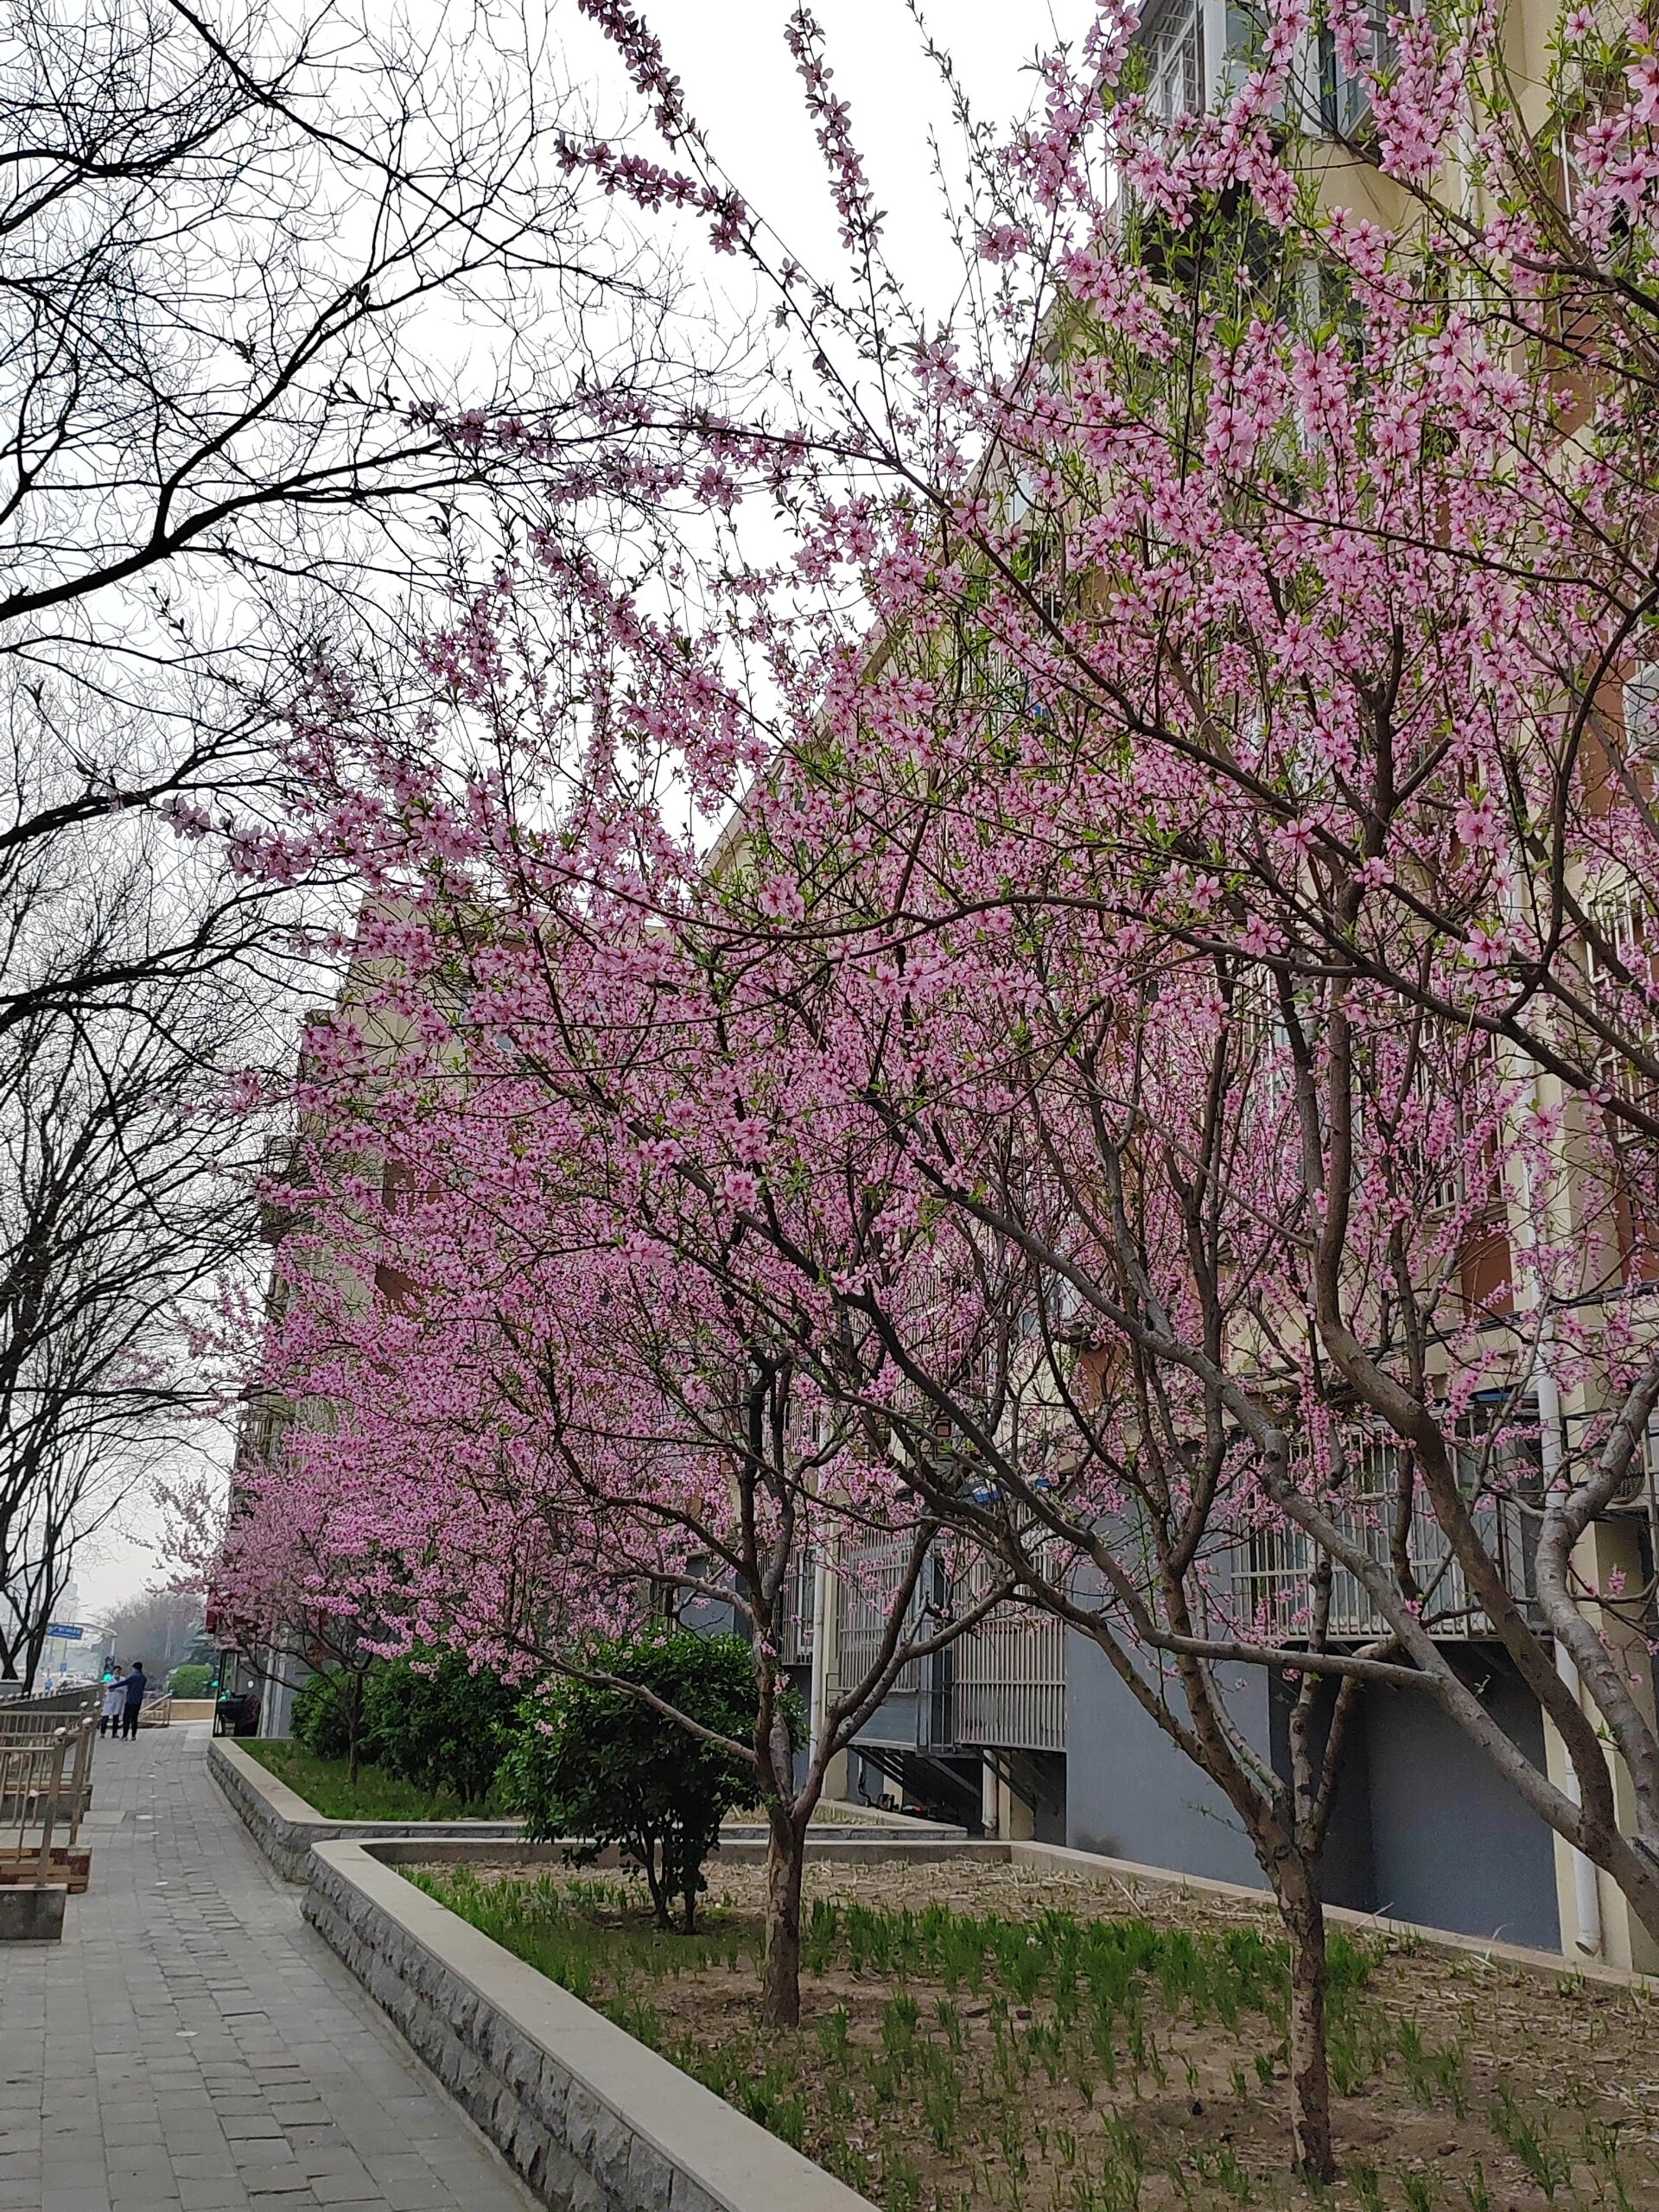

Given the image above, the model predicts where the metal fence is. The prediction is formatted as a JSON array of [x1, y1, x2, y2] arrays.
[[953, 1600, 1069, 1752], [836, 1536, 1072, 1755], [0, 1682, 100, 1713], [837, 1535, 925, 1700], [1230, 1483, 1539, 1643], [0, 1688, 96, 1892]]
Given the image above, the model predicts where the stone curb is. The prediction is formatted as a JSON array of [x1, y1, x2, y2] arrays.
[[216, 1739, 1655, 1998], [0, 1881, 67, 1942], [209, 1737, 965, 1883], [303, 1839, 875, 2212], [207, 1738, 534, 1880]]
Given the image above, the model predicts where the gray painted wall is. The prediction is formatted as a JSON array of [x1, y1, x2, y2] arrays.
[[1066, 1627, 1560, 1950], [1358, 1651, 1559, 1950], [1065, 1630, 1268, 1890]]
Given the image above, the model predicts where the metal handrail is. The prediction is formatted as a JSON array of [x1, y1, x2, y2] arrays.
[[0, 1712, 95, 1885], [0, 1685, 101, 1744]]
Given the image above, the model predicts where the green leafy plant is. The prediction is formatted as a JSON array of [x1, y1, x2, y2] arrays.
[[1580, 2119, 1637, 2212], [363, 1643, 518, 1804], [1350, 2162, 1386, 2212], [167, 1662, 213, 1697], [289, 1661, 382, 1777], [1396, 2018, 1468, 2117], [921, 2052, 963, 2151], [1213, 2146, 1253, 2204], [1491, 2082, 1568, 2202], [880, 2145, 923, 2212], [816, 2004, 850, 2064], [496, 1628, 798, 1930]]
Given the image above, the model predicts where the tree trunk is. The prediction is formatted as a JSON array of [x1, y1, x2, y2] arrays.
[[760, 1806, 806, 2028], [1273, 1854, 1336, 2183], [639, 1834, 672, 1930]]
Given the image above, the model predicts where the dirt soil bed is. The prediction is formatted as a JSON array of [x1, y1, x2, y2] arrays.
[[406, 1855, 1659, 2212]]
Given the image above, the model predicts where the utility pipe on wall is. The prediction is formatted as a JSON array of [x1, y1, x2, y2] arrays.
[[1536, 1337, 1605, 1957]]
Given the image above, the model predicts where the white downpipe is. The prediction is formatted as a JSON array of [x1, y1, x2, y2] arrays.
[[1511, 1019, 1605, 1961], [808, 1544, 831, 1774], [1536, 1338, 1605, 1957]]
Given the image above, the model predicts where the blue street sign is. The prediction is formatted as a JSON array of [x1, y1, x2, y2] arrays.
[[45, 1624, 84, 1640]]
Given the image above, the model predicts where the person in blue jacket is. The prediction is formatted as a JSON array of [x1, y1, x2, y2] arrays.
[[113, 1661, 148, 1739]]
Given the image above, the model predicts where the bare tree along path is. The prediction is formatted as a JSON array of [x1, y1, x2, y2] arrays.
[[0, 1724, 535, 2212]]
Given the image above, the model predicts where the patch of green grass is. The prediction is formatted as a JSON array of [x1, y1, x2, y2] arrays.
[[406, 1867, 743, 1991], [238, 1738, 505, 1821], [411, 1869, 1388, 2212]]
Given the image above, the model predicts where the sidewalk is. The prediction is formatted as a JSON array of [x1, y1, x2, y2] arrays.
[[0, 1723, 537, 2212]]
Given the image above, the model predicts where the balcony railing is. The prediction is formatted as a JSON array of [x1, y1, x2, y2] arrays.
[[838, 1535, 925, 1704], [1231, 1482, 1540, 1643], [836, 1536, 1071, 1756], [954, 1602, 1068, 1752]]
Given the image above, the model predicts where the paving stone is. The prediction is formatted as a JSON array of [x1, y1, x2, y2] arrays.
[[175, 2185, 251, 2212], [308, 2177, 381, 2207], [0, 1726, 537, 2212]]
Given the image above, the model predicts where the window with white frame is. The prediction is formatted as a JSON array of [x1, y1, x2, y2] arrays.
[[1145, 0, 1204, 124], [1622, 663, 1659, 758]]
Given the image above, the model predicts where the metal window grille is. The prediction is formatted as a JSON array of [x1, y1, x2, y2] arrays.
[[1315, 3, 1395, 137], [1230, 1437, 1539, 1642], [778, 1542, 816, 1668], [837, 1534, 925, 1699], [1588, 894, 1659, 1119], [1146, 2, 1203, 123], [1623, 664, 1659, 757], [953, 1593, 1068, 1752]]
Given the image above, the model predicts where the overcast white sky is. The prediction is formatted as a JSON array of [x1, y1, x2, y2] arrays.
[[562, 0, 1096, 315], [74, 0, 1094, 1627]]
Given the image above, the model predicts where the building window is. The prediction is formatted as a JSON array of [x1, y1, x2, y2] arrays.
[[1146, 0, 1204, 124]]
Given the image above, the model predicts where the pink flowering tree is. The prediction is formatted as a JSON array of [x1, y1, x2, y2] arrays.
[[197, 1433, 404, 1779], [518, 0, 1659, 1974], [220, 0, 1659, 2173], [229, 912, 1016, 2026]]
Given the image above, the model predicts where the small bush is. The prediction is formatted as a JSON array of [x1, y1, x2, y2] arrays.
[[497, 1627, 795, 1931], [167, 1662, 213, 1698], [290, 1663, 381, 1769], [362, 1646, 518, 1806]]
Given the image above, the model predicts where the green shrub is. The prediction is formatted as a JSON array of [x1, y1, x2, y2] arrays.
[[167, 1662, 214, 1698], [362, 1646, 518, 1806], [497, 1628, 796, 1931], [291, 1663, 381, 1770]]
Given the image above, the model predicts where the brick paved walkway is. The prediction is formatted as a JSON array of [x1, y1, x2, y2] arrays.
[[0, 1723, 536, 2212]]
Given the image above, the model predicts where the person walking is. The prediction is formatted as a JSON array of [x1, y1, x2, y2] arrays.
[[116, 1660, 148, 1740], [99, 1674, 124, 1738]]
